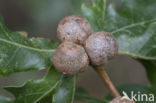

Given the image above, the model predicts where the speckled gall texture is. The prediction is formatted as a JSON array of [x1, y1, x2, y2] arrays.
[[85, 32, 118, 66], [52, 42, 89, 75], [57, 15, 92, 45], [109, 97, 135, 103]]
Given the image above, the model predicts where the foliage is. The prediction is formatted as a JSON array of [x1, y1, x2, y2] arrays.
[[73, 0, 156, 102], [0, 0, 156, 103]]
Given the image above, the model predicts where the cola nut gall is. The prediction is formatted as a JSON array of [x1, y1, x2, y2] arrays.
[[57, 15, 92, 45], [85, 32, 118, 66], [51, 42, 89, 75]]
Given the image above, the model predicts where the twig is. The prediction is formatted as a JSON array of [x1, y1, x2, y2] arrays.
[[92, 65, 120, 97]]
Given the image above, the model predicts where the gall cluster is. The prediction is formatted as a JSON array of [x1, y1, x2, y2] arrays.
[[51, 15, 118, 75]]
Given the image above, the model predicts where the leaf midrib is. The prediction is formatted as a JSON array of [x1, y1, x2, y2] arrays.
[[111, 18, 156, 34], [71, 76, 76, 103], [111, 18, 156, 60], [119, 51, 156, 60], [0, 38, 55, 53]]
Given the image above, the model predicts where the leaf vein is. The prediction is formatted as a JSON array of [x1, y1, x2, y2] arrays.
[[0, 22, 13, 41], [111, 18, 156, 34], [0, 38, 55, 53]]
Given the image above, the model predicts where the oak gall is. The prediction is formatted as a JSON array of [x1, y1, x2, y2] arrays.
[[57, 15, 92, 45], [52, 42, 89, 75], [85, 32, 118, 66]]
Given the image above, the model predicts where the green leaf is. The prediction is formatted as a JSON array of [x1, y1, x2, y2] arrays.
[[0, 95, 13, 103], [106, 84, 156, 103], [37, 76, 76, 103], [30, 38, 59, 50], [37, 95, 52, 103], [4, 66, 61, 103], [75, 87, 108, 103], [52, 76, 76, 103], [30, 37, 58, 57], [139, 60, 156, 85], [81, 0, 106, 31], [81, 0, 156, 60], [117, 84, 156, 103], [0, 15, 56, 76], [80, 0, 156, 88], [70, 0, 84, 15]]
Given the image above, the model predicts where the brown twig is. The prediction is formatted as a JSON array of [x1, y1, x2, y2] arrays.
[[93, 65, 120, 97]]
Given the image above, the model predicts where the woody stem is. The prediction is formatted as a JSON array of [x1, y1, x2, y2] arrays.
[[93, 65, 120, 97]]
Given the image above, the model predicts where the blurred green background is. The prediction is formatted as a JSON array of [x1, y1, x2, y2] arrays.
[[0, 0, 149, 103]]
